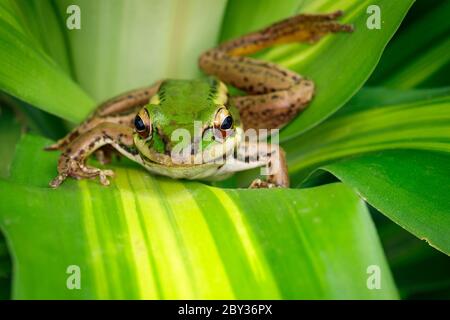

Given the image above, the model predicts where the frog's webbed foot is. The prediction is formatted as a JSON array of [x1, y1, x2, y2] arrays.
[[50, 155, 115, 188], [261, 10, 354, 45], [216, 10, 353, 57]]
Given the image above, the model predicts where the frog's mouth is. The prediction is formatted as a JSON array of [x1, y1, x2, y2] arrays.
[[134, 127, 243, 167]]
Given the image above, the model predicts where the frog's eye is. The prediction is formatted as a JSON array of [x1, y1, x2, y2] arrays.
[[134, 109, 151, 139], [221, 115, 233, 130], [215, 108, 234, 132]]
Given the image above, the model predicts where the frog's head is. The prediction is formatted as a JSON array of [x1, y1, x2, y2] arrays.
[[133, 78, 242, 165]]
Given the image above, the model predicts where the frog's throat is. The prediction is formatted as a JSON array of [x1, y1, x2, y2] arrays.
[[134, 127, 243, 166]]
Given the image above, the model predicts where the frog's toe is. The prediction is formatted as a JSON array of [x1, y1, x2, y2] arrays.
[[78, 165, 114, 186], [49, 173, 68, 188], [249, 179, 277, 189], [44, 139, 67, 151], [98, 169, 114, 186], [44, 143, 61, 151], [98, 173, 110, 186]]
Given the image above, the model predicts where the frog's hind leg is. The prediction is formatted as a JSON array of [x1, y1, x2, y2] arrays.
[[49, 123, 138, 188], [217, 10, 352, 57], [45, 82, 161, 151], [199, 11, 352, 130]]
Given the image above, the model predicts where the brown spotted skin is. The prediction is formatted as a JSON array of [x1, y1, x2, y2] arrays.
[[199, 10, 353, 130], [232, 81, 314, 131], [219, 10, 353, 56], [246, 142, 289, 188], [50, 123, 135, 188], [45, 82, 161, 151]]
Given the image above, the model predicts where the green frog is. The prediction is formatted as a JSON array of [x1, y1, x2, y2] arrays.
[[47, 11, 352, 188]]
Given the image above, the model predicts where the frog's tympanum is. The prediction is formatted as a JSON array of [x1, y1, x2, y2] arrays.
[[47, 11, 352, 188]]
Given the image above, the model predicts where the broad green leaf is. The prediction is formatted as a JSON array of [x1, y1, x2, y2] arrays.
[[6, 0, 74, 75], [284, 93, 450, 183], [0, 0, 94, 122], [1, 0, 412, 129], [0, 135, 397, 299], [368, 0, 450, 88], [12, 100, 67, 140], [224, 0, 414, 140], [374, 214, 450, 299], [319, 150, 450, 255], [279, 88, 450, 258], [54, 0, 228, 103], [335, 87, 450, 115], [382, 38, 450, 89]]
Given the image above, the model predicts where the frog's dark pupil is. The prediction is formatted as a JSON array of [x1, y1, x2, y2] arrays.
[[134, 115, 146, 132], [220, 116, 233, 130]]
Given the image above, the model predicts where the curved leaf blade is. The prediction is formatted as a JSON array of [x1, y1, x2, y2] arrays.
[[0, 1, 94, 122], [368, 0, 450, 88], [321, 150, 450, 255], [284, 92, 450, 183], [55, 0, 228, 103], [0, 135, 398, 299]]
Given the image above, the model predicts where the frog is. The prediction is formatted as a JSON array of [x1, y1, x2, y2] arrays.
[[46, 11, 352, 188]]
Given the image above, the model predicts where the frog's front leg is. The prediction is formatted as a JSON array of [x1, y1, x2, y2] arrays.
[[248, 143, 289, 188], [46, 82, 161, 151], [199, 11, 353, 130], [217, 142, 289, 188], [49, 123, 137, 188]]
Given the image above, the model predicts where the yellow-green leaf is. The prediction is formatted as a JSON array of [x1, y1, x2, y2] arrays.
[[0, 135, 398, 299]]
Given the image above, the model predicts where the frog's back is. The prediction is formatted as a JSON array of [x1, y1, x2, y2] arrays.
[[148, 78, 228, 136], [158, 78, 222, 113]]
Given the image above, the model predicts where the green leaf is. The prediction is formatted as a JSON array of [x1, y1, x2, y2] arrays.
[[0, 104, 21, 178], [374, 213, 450, 299], [0, 0, 94, 122], [284, 91, 450, 183], [54, 0, 228, 103], [280, 88, 450, 257], [336, 87, 450, 115], [0, 134, 397, 299], [7, 0, 74, 75], [1, 0, 412, 129], [368, 0, 450, 88], [320, 150, 450, 255], [382, 38, 450, 89]]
